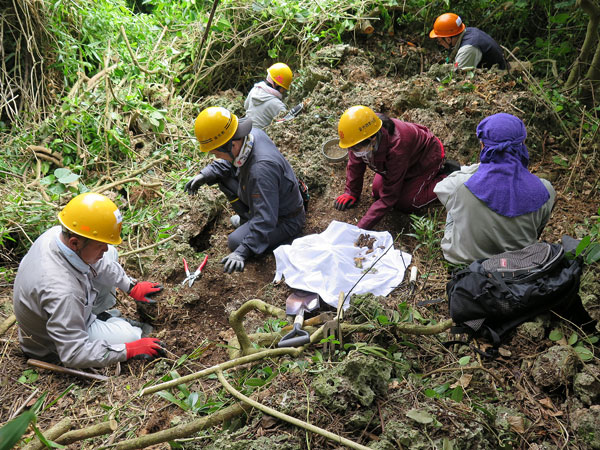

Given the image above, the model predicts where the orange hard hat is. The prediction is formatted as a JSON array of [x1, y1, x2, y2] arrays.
[[429, 13, 466, 38]]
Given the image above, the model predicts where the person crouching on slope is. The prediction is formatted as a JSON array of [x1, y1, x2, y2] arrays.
[[184, 107, 305, 273], [333, 105, 458, 230], [13, 193, 166, 368], [244, 62, 304, 130], [434, 113, 556, 265]]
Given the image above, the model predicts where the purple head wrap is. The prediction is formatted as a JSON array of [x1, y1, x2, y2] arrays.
[[464, 113, 549, 217]]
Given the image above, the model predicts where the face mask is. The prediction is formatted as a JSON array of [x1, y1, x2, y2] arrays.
[[350, 139, 374, 158]]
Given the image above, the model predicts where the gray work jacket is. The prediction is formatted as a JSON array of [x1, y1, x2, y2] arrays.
[[200, 128, 305, 257], [434, 165, 556, 264], [13, 226, 132, 368]]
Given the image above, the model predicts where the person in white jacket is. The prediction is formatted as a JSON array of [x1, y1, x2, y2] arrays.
[[244, 62, 302, 129], [13, 193, 166, 368]]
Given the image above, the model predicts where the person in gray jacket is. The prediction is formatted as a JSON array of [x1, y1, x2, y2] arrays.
[[184, 106, 305, 273], [434, 113, 555, 265], [13, 192, 166, 368], [244, 62, 302, 130]]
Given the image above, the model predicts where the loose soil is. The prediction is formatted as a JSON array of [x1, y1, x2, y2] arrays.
[[1, 35, 600, 449]]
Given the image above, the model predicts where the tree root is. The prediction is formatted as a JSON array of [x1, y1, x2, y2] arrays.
[[217, 369, 371, 450], [109, 389, 272, 450], [140, 347, 301, 396], [228, 298, 286, 356]]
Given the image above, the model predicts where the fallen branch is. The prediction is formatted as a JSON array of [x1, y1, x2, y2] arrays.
[[22, 417, 72, 450], [119, 233, 179, 258], [140, 347, 300, 396], [0, 314, 16, 336], [108, 389, 271, 450], [217, 370, 371, 450], [55, 419, 117, 445], [26, 145, 64, 167], [421, 364, 506, 387], [92, 155, 168, 193]]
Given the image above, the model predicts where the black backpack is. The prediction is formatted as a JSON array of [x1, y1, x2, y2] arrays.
[[446, 238, 585, 355]]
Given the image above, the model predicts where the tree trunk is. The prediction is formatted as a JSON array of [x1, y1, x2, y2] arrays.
[[565, 0, 600, 90]]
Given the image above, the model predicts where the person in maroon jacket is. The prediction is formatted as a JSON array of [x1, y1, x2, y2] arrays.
[[334, 105, 456, 230]]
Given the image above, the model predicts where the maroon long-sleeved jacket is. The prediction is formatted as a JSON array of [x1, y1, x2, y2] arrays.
[[344, 118, 444, 229]]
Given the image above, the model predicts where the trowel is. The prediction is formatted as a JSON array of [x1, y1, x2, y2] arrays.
[[284, 289, 319, 315], [277, 290, 319, 348]]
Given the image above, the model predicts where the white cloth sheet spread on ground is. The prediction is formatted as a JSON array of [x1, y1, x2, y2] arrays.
[[273, 221, 412, 309]]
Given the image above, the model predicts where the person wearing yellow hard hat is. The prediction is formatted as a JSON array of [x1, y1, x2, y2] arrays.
[[184, 106, 305, 273], [13, 192, 167, 368], [243, 62, 305, 129], [429, 13, 506, 70], [334, 105, 459, 230]]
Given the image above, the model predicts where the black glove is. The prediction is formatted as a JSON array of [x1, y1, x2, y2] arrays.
[[289, 103, 303, 117], [184, 174, 206, 195], [221, 251, 245, 273]]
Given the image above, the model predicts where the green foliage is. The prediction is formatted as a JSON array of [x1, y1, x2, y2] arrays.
[[407, 211, 443, 254], [18, 369, 39, 385], [548, 327, 597, 361], [0, 392, 68, 450], [575, 209, 600, 265], [256, 318, 288, 334]]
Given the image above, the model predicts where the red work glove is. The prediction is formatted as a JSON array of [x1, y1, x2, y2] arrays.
[[333, 193, 357, 211], [125, 338, 166, 360], [128, 281, 163, 304]]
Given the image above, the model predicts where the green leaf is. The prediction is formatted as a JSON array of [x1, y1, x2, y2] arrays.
[[156, 391, 190, 411], [576, 236, 591, 256], [585, 243, 600, 264], [568, 333, 578, 346], [54, 168, 72, 179], [406, 408, 434, 424], [245, 378, 266, 387], [376, 315, 390, 325], [0, 410, 36, 449], [458, 356, 471, 366], [433, 382, 450, 395], [450, 386, 464, 402], [574, 345, 594, 361], [57, 173, 80, 184], [32, 423, 65, 448], [423, 389, 439, 398], [549, 329, 563, 341]]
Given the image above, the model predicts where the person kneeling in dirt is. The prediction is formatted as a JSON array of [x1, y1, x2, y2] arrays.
[[13, 193, 166, 369], [184, 106, 305, 274], [333, 105, 457, 230], [434, 113, 556, 265], [244, 62, 303, 129], [429, 13, 506, 70]]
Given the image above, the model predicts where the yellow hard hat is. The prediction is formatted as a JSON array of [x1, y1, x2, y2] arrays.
[[338, 105, 382, 149], [429, 13, 466, 38], [58, 192, 123, 245], [194, 107, 239, 152], [267, 63, 293, 90]]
